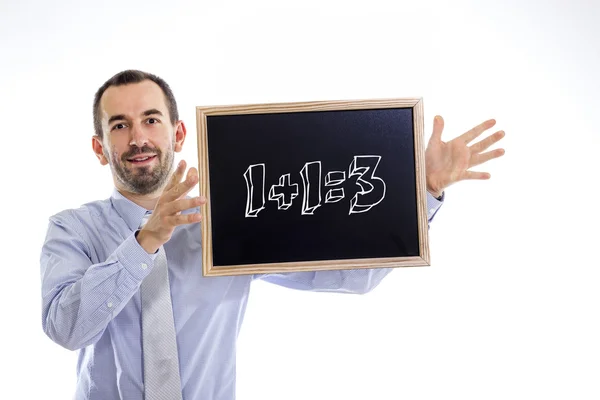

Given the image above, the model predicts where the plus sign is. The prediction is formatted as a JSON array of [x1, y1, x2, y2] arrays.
[[269, 174, 299, 210]]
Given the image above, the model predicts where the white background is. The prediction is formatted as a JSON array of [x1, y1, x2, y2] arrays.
[[1, 0, 599, 399]]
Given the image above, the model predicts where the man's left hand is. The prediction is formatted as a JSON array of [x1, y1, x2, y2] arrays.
[[425, 115, 506, 197]]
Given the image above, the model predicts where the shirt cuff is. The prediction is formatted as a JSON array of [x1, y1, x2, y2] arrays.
[[115, 232, 158, 281], [426, 190, 444, 220]]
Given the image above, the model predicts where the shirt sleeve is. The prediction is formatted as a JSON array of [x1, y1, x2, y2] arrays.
[[254, 191, 445, 294], [40, 212, 157, 351]]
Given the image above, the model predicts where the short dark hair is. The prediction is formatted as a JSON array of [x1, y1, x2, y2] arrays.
[[93, 69, 179, 139]]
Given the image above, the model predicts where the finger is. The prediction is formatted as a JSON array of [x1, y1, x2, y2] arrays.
[[459, 119, 496, 144], [470, 148, 505, 168], [463, 170, 491, 180], [164, 196, 206, 215], [164, 159, 186, 193], [166, 212, 202, 226], [469, 130, 505, 154], [429, 115, 444, 143], [163, 167, 199, 202], [167, 178, 197, 203]]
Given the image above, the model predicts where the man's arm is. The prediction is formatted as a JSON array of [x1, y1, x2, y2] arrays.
[[253, 191, 444, 294], [40, 211, 157, 351], [41, 162, 203, 351]]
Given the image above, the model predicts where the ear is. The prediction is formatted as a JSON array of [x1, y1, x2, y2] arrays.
[[173, 121, 187, 153], [92, 136, 109, 166]]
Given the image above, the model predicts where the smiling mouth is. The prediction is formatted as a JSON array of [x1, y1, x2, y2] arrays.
[[127, 155, 158, 164]]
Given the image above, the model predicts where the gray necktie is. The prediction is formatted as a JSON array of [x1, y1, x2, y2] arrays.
[[140, 212, 182, 400]]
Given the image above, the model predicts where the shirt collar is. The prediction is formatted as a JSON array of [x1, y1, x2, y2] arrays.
[[110, 188, 152, 232]]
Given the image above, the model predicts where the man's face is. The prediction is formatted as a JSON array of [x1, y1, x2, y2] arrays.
[[96, 80, 183, 195]]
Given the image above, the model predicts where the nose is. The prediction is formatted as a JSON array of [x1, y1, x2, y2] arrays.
[[129, 122, 149, 147]]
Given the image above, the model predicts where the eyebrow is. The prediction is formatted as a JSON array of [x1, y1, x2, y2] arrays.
[[142, 109, 164, 117], [108, 109, 164, 125]]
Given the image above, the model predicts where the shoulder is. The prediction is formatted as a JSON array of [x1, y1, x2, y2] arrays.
[[48, 198, 112, 234]]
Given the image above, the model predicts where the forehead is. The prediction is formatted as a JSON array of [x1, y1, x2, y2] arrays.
[[100, 80, 169, 120]]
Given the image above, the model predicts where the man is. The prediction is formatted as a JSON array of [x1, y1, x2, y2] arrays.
[[40, 70, 505, 399]]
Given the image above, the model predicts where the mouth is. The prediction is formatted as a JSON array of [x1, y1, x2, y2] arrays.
[[126, 154, 158, 165]]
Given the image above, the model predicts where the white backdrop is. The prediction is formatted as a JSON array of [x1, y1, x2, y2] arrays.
[[1, 0, 599, 399]]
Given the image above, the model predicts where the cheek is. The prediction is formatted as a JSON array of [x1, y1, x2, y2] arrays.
[[106, 144, 124, 163], [106, 138, 129, 160], [155, 137, 174, 154]]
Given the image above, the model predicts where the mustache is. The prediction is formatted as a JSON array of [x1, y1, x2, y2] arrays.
[[121, 145, 161, 161]]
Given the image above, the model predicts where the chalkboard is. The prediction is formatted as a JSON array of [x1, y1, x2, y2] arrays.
[[196, 99, 430, 276]]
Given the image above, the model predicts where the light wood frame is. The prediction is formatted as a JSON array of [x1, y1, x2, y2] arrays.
[[196, 98, 429, 277]]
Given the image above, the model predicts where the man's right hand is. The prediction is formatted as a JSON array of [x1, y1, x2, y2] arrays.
[[136, 160, 206, 254]]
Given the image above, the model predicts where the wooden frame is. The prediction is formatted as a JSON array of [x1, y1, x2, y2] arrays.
[[196, 98, 429, 277]]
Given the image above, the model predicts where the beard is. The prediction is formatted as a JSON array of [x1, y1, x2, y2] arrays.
[[109, 144, 174, 195]]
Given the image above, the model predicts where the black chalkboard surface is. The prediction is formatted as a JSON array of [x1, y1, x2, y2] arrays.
[[196, 99, 430, 276]]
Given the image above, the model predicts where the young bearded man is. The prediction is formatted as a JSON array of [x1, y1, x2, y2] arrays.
[[40, 70, 505, 399]]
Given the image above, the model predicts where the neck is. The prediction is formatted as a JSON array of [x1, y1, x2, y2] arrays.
[[116, 186, 164, 211]]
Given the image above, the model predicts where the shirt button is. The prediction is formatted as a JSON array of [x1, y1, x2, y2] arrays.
[[141, 263, 148, 270], [107, 302, 113, 308], [429, 208, 435, 215]]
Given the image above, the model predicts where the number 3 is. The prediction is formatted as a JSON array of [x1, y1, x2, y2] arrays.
[[348, 155, 386, 214]]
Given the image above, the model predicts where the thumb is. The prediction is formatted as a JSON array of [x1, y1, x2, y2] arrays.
[[430, 115, 444, 143]]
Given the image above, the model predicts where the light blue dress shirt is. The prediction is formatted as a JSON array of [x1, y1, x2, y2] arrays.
[[40, 189, 443, 400]]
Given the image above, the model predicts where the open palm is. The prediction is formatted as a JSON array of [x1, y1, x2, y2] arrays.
[[425, 116, 505, 196]]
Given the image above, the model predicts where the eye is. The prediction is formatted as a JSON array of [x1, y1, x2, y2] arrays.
[[146, 117, 160, 124], [111, 123, 127, 131]]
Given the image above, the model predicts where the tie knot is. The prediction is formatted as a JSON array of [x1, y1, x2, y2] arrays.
[[140, 211, 152, 229]]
